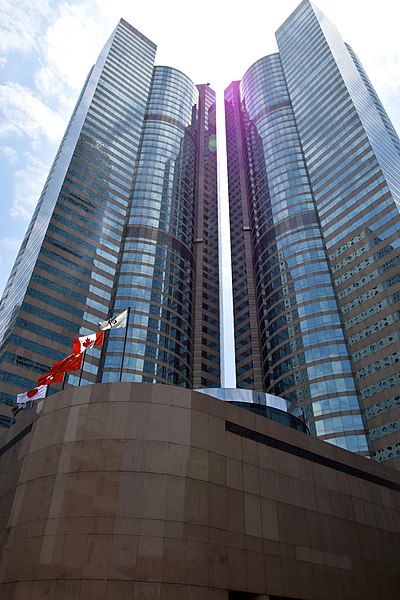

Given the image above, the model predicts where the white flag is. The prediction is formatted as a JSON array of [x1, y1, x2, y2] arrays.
[[16, 385, 47, 404], [98, 309, 128, 331]]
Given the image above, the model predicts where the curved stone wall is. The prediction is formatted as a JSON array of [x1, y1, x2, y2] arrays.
[[0, 382, 399, 599]]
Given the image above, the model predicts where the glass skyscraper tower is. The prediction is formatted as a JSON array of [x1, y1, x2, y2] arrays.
[[0, 19, 220, 423], [1, 1, 399, 469], [226, 0, 400, 467]]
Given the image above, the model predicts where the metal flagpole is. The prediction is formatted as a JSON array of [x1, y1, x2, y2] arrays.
[[96, 327, 110, 384], [119, 306, 131, 382], [78, 351, 87, 386]]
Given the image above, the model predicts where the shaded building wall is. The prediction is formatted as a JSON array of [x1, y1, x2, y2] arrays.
[[225, 82, 264, 391], [0, 383, 399, 599], [191, 84, 220, 388]]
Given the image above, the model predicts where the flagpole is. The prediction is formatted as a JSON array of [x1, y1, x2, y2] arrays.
[[61, 373, 66, 391], [119, 306, 131, 383], [78, 351, 87, 386]]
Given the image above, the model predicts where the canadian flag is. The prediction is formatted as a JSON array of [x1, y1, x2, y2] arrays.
[[16, 385, 48, 405], [72, 331, 104, 354]]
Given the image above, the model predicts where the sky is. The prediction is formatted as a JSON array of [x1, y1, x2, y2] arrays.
[[1, 0, 400, 373]]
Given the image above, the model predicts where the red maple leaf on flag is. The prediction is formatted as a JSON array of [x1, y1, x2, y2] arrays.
[[72, 331, 104, 354]]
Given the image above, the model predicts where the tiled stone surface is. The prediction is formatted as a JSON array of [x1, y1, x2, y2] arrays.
[[0, 382, 400, 599]]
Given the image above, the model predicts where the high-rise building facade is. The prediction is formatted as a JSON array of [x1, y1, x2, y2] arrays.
[[1, 1, 400, 470], [0, 19, 220, 423], [225, 0, 400, 466]]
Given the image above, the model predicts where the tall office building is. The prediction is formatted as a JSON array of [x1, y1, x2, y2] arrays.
[[0, 19, 220, 422], [1, 2, 400, 470], [226, 0, 400, 466]]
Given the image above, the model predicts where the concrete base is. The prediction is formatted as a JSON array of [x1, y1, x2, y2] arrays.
[[1, 383, 399, 599]]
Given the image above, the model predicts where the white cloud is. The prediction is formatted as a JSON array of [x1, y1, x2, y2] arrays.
[[0, 237, 21, 254], [34, 2, 105, 105], [0, 0, 51, 55], [0, 82, 66, 147], [0, 2, 105, 155], [10, 155, 50, 219], [0, 145, 19, 164]]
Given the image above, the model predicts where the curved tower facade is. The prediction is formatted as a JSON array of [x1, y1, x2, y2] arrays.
[[101, 68, 220, 387], [226, 56, 368, 454], [226, 0, 400, 465]]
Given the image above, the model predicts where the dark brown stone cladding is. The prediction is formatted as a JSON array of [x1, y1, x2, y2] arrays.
[[0, 382, 399, 599]]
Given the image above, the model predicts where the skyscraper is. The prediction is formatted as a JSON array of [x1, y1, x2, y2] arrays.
[[225, 0, 400, 466], [0, 19, 220, 423], [1, 1, 399, 470]]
